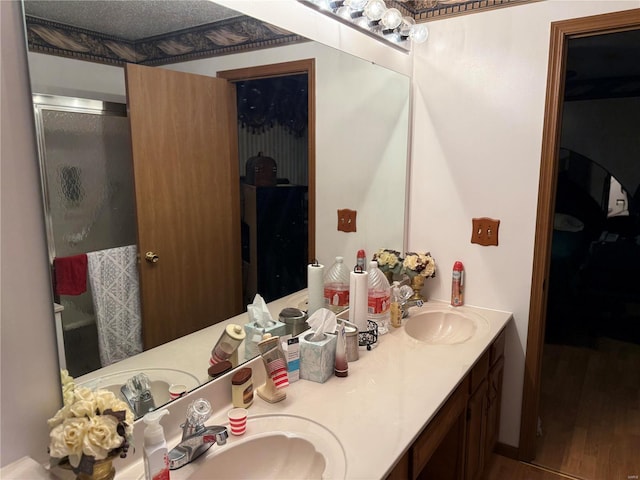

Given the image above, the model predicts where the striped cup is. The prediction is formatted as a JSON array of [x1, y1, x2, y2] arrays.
[[228, 407, 248, 436]]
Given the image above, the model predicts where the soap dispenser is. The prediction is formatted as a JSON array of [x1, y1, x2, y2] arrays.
[[143, 409, 170, 480]]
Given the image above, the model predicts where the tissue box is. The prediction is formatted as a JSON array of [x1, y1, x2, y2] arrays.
[[299, 332, 337, 383], [244, 321, 287, 361]]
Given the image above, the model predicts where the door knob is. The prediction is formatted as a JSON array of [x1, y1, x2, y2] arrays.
[[145, 251, 159, 263]]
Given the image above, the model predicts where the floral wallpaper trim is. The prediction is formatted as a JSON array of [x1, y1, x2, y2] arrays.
[[390, 0, 538, 21], [25, 15, 306, 67]]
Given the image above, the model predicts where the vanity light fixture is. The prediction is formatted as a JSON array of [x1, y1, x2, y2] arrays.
[[300, 0, 428, 50]]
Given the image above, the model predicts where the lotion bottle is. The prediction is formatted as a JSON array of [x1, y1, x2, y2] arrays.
[[143, 409, 170, 480]]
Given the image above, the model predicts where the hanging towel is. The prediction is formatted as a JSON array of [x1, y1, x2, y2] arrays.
[[87, 245, 142, 367], [53, 254, 88, 295]]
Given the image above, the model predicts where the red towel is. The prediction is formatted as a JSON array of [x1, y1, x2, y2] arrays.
[[54, 254, 88, 295]]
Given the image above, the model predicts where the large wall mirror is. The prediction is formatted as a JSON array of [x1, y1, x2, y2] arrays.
[[22, 0, 410, 418]]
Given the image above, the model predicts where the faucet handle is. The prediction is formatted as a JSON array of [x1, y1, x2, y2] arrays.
[[186, 398, 212, 427]]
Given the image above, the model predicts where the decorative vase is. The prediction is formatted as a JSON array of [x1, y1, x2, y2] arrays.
[[383, 270, 394, 285], [410, 275, 426, 302], [76, 457, 116, 480]]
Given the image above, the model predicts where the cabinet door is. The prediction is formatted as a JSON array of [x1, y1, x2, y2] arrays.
[[465, 379, 488, 480], [485, 356, 504, 459]]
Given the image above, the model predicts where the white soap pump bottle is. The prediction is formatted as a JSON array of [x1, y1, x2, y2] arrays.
[[143, 409, 170, 480]]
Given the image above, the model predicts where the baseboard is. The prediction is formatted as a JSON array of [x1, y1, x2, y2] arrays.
[[494, 442, 519, 460]]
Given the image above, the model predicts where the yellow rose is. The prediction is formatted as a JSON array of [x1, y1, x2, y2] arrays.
[[48, 404, 72, 428], [421, 256, 436, 277], [49, 417, 89, 467], [82, 416, 123, 460], [74, 387, 95, 403], [70, 399, 96, 418], [94, 390, 118, 414]]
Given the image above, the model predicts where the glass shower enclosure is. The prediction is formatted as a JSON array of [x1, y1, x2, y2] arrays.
[[33, 94, 137, 377]]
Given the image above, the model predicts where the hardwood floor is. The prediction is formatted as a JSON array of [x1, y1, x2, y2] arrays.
[[534, 337, 640, 480], [483, 454, 581, 480]]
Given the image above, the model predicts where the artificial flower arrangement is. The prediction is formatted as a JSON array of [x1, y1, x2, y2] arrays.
[[373, 248, 404, 274], [402, 252, 437, 278], [48, 370, 134, 476]]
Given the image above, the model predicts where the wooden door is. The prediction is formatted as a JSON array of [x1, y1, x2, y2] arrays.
[[125, 63, 242, 349]]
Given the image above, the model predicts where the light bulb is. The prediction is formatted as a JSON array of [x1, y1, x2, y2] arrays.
[[381, 7, 402, 30], [336, 5, 353, 19], [410, 23, 429, 43], [349, 0, 368, 11], [364, 0, 386, 21], [353, 15, 370, 29], [400, 16, 415, 37]]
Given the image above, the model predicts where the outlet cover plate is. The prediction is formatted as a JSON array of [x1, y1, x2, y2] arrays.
[[337, 209, 357, 232], [471, 217, 500, 246]]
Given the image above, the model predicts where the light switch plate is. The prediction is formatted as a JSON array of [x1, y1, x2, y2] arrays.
[[337, 209, 357, 232], [471, 217, 500, 246]]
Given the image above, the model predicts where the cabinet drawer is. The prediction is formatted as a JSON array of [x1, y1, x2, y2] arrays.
[[469, 351, 489, 394], [490, 330, 506, 366]]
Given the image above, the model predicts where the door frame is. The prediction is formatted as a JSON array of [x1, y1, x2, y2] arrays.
[[519, 8, 640, 461], [217, 59, 316, 262]]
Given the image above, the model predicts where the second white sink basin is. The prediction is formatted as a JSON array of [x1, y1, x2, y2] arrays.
[[176, 414, 347, 479], [404, 307, 489, 344]]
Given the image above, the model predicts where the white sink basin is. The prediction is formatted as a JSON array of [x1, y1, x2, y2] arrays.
[[174, 414, 346, 479], [78, 368, 200, 413], [404, 308, 489, 344]]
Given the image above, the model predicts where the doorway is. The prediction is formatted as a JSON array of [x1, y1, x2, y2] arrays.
[[218, 59, 316, 305], [520, 8, 640, 478]]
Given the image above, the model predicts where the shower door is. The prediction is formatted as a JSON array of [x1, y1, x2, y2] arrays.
[[33, 95, 137, 376]]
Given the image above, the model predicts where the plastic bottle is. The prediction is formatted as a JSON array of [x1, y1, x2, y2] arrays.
[[451, 261, 464, 306], [356, 249, 367, 271], [324, 256, 350, 314], [367, 260, 391, 335], [143, 409, 170, 480], [390, 282, 403, 328]]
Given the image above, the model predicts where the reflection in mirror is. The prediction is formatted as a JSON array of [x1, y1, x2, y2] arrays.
[[22, 0, 410, 418]]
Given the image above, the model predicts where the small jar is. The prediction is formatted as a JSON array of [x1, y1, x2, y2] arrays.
[[231, 367, 254, 408], [211, 324, 246, 365]]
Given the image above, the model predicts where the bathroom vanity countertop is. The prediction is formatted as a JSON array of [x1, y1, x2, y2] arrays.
[[70, 295, 512, 480], [101, 294, 512, 480], [233, 300, 512, 479]]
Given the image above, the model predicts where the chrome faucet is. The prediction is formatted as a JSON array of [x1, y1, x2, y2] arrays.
[[168, 398, 228, 470], [121, 373, 156, 417]]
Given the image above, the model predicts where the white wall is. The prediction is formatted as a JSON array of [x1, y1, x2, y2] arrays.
[[0, 0, 62, 467], [409, 0, 640, 447]]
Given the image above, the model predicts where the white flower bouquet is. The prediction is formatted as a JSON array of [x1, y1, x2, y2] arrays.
[[402, 252, 436, 278], [373, 249, 404, 274], [48, 370, 134, 475]]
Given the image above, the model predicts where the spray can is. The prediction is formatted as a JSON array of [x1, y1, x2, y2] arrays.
[[451, 261, 464, 306], [356, 249, 367, 271]]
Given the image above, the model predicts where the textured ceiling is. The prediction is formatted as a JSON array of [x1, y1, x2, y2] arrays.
[[23, 0, 242, 41]]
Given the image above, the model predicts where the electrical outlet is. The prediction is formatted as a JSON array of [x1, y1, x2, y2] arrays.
[[471, 217, 500, 246], [337, 209, 357, 232]]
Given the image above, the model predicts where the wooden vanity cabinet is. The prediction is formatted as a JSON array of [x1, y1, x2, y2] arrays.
[[386, 329, 506, 480]]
